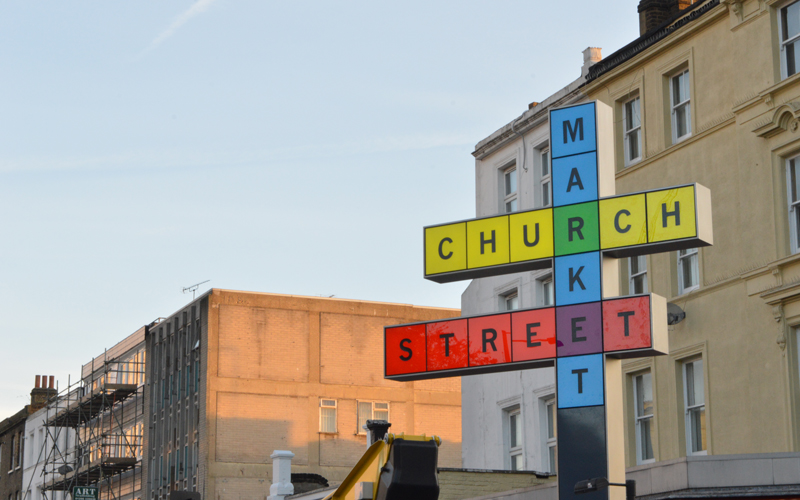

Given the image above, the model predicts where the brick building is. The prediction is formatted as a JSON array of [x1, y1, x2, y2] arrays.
[[0, 408, 28, 500], [143, 289, 462, 500]]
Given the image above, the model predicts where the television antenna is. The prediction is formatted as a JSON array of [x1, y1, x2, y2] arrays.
[[183, 280, 210, 299]]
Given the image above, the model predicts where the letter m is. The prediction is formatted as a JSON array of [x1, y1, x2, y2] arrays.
[[563, 117, 584, 144]]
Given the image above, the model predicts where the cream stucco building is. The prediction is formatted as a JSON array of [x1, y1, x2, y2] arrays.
[[461, 0, 800, 486]]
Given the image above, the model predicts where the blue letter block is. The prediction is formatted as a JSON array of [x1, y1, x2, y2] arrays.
[[550, 103, 597, 159], [554, 252, 602, 306], [557, 354, 605, 409], [552, 152, 599, 207]]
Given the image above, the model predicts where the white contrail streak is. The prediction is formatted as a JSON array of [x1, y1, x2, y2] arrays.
[[143, 0, 219, 53]]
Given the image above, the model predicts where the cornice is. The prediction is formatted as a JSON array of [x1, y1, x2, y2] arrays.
[[582, 2, 727, 95]]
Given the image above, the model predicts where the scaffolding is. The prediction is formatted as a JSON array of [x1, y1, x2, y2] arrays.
[[38, 351, 145, 500]]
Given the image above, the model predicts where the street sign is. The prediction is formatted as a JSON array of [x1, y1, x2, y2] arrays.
[[72, 487, 98, 500], [387, 101, 713, 500]]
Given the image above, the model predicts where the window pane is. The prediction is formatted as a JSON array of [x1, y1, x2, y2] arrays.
[[785, 3, 800, 42], [690, 407, 706, 452], [628, 129, 640, 161], [626, 98, 640, 130], [509, 413, 519, 448], [632, 275, 645, 294], [374, 409, 389, 421], [673, 74, 682, 104], [791, 160, 800, 203], [795, 210, 800, 246], [542, 152, 549, 176], [640, 373, 653, 417], [686, 362, 696, 407], [375, 402, 388, 410], [506, 294, 519, 311], [640, 418, 654, 460], [692, 360, 704, 405], [548, 446, 557, 473], [681, 252, 698, 290], [542, 181, 550, 207], [506, 198, 517, 213], [630, 256, 643, 275], [505, 168, 517, 196], [546, 403, 555, 439], [512, 454, 523, 471], [543, 280, 554, 306], [676, 104, 688, 138], [680, 72, 689, 102], [320, 407, 336, 433]]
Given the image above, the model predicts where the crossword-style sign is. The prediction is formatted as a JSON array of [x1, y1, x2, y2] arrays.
[[387, 101, 714, 500], [424, 187, 712, 283], [384, 293, 666, 380]]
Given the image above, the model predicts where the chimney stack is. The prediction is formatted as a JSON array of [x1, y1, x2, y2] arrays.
[[30, 375, 57, 413], [581, 47, 603, 79], [638, 0, 694, 35]]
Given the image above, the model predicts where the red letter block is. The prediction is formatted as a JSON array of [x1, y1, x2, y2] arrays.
[[385, 324, 426, 376], [427, 319, 468, 371], [512, 308, 556, 362], [603, 296, 652, 353], [469, 314, 512, 366]]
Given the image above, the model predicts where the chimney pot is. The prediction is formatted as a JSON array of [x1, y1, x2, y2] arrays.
[[35, 375, 40, 389], [49, 376, 54, 389]]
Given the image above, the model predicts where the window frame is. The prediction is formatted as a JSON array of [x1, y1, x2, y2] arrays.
[[539, 148, 551, 208], [682, 358, 707, 456], [319, 399, 338, 434], [536, 274, 554, 307], [503, 290, 520, 311], [503, 164, 518, 214], [633, 372, 655, 465], [780, 1, 800, 80], [544, 398, 556, 473], [623, 96, 643, 166], [787, 155, 800, 254], [670, 69, 692, 144], [505, 406, 524, 471], [356, 401, 390, 435], [678, 248, 699, 294], [629, 256, 648, 295]]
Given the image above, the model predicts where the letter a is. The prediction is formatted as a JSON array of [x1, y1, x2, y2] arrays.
[[567, 168, 584, 192]]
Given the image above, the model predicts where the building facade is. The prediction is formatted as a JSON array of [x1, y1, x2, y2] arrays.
[[1, 408, 29, 500], [39, 329, 145, 500], [143, 289, 462, 500], [462, 0, 800, 481], [21, 377, 62, 500]]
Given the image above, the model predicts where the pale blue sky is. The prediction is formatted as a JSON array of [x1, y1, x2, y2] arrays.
[[0, 1, 641, 418]]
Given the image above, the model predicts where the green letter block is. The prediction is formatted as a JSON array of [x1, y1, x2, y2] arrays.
[[554, 202, 599, 256]]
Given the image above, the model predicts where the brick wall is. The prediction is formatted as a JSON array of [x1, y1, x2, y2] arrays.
[[0, 409, 28, 500], [201, 289, 463, 497], [215, 392, 309, 465]]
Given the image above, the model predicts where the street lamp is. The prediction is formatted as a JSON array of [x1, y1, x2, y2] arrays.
[[574, 477, 636, 500]]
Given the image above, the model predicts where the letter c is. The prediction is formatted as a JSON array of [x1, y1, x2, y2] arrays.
[[615, 209, 632, 233], [438, 237, 453, 260]]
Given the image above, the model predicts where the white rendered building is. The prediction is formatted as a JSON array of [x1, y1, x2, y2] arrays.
[[460, 52, 596, 473]]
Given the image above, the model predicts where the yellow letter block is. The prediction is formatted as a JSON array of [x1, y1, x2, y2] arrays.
[[467, 216, 510, 269], [425, 223, 467, 276], [509, 209, 553, 263], [599, 194, 647, 250], [646, 186, 697, 243]]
